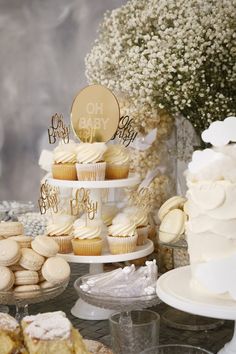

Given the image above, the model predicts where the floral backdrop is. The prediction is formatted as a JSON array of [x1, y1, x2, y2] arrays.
[[86, 0, 236, 204], [86, 0, 236, 136]]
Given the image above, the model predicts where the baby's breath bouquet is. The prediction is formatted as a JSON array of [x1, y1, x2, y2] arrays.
[[85, 0, 236, 214], [86, 0, 236, 136]]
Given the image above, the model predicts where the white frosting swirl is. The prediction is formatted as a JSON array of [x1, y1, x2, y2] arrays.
[[102, 204, 119, 226], [53, 141, 77, 164], [24, 311, 71, 340], [104, 144, 129, 165], [73, 219, 101, 240], [47, 216, 73, 236], [76, 143, 107, 164], [186, 134, 236, 300], [108, 213, 136, 237], [123, 206, 148, 227]]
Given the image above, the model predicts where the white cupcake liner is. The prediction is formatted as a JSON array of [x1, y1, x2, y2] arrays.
[[50, 235, 73, 254], [107, 233, 138, 254], [76, 162, 106, 181], [137, 225, 150, 246]]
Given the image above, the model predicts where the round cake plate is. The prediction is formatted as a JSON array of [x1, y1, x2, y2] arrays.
[[47, 173, 140, 189], [59, 239, 154, 266], [63, 240, 154, 320], [156, 266, 236, 354]]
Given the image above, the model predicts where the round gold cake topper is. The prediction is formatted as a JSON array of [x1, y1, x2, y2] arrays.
[[71, 85, 120, 142]]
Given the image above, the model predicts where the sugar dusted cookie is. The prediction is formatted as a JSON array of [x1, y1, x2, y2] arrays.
[[0, 313, 26, 354], [22, 311, 90, 353]]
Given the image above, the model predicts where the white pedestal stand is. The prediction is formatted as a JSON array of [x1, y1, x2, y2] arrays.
[[156, 266, 236, 354], [47, 175, 154, 320], [61, 240, 154, 320]]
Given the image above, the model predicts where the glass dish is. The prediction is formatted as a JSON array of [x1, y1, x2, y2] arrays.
[[0, 200, 35, 313], [140, 344, 213, 354], [0, 201, 34, 221], [159, 237, 189, 269], [159, 238, 188, 250], [74, 276, 160, 312], [0, 280, 69, 321]]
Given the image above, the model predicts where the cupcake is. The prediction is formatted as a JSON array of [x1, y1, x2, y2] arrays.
[[46, 215, 73, 253], [52, 141, 77, 180], [124, 206, 150, 245], [107, 213, 137, 254], [76, 143, 107, 181], [72, 219, 103, 256], [103, 144, 130, 179]]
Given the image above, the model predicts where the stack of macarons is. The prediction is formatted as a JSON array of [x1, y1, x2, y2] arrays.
[[0, 235, 70, 298], [0, 221, 24, 240], [158, 196, 187, 244], [0, 221, 34, 248]]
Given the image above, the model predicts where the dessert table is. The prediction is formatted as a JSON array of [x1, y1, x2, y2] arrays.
[[9, 263, 234, 353]]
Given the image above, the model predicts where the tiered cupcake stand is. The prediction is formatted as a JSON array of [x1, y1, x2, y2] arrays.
[[157, 265, 236, 354], [47, 174, 154, 320]]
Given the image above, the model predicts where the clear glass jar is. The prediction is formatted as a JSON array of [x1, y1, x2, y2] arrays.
[[111, 95, 177, 270], [115, 95, 177, 222]]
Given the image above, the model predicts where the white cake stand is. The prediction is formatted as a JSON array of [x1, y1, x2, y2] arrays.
[[47, 175, 155, 320], [47, 174, 140, 189], [156, 266, 236, 354]]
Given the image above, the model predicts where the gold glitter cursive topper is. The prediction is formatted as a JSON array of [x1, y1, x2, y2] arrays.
[[78, 127, 96, 143], [48, 113, 70, 144], [111, 115, 138, 147], [38, 180, 60, 214], [70, 188, 98, 220], [128, 187, 151, 212]]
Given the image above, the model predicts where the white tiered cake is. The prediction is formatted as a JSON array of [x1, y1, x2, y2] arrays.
[[185, 117, 236, 300]]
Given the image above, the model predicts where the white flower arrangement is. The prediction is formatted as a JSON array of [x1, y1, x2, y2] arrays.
[[85, 0, 236, 136]]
